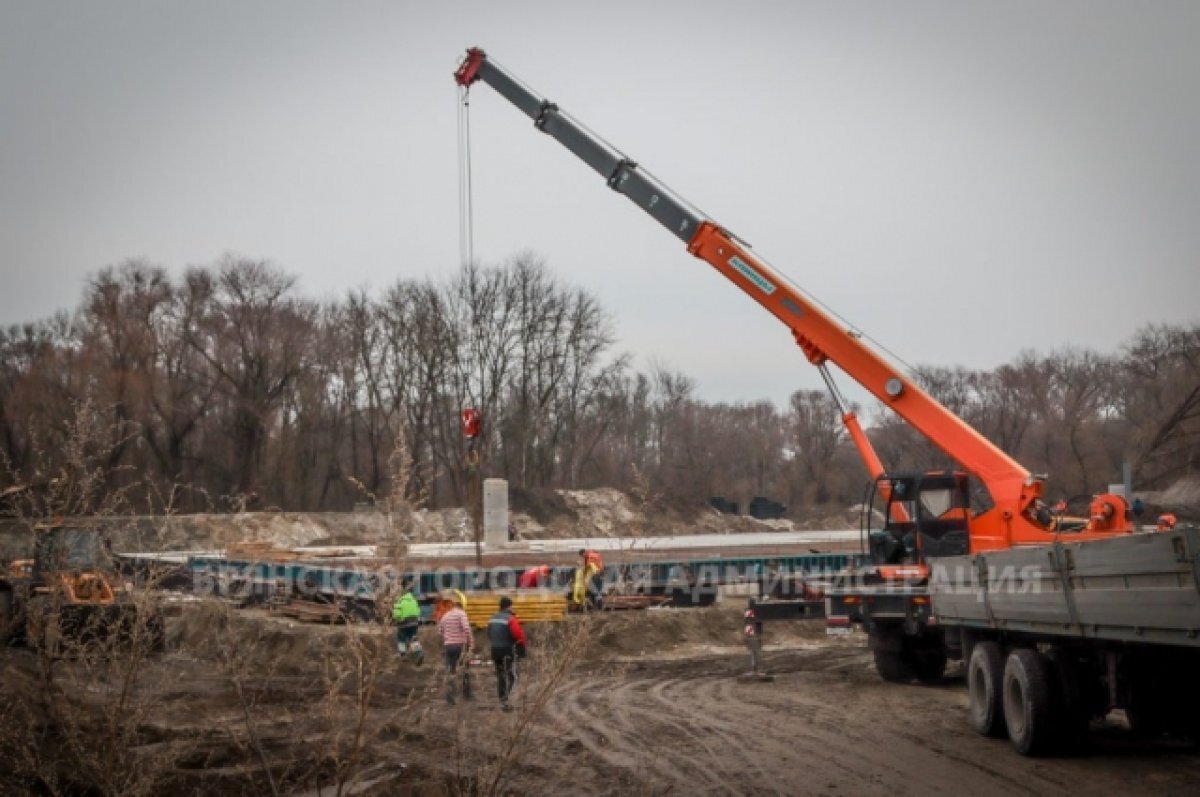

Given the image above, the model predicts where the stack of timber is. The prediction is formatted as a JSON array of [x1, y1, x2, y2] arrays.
[[461, 590, 567, 627]]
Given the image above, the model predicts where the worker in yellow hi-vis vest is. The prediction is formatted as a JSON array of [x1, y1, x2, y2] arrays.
[[572, 548, 604, 608]]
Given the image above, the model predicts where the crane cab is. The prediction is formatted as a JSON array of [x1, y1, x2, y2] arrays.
[[864, 471, 972, 568]]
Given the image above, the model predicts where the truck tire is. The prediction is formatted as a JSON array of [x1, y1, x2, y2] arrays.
[[968, 641, 1006, 738], [873, 649, 914, 683], [1003, 648, 1055, 756]]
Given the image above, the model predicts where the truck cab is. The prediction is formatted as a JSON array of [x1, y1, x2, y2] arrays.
[[866, 471, 972, 566], [826, 471, 973, 681]]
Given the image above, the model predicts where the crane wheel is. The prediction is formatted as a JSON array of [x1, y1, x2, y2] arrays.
[[967, 641, 1006, 738], [1003, 648, 1055, 756]]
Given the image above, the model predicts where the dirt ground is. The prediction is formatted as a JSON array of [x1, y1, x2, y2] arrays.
[[2, 603, 1197, 796]]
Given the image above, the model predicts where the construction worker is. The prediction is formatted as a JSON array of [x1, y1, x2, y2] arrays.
[[518, 564, 551, 589], [580, 548, 604, 570], [572, 548, 604, 608], [743, 600, 764, 676], [1031, 498, 1053, 527], [392, 580, 424, 665], [1131, 496, 1145, 522], [437, 592, 473, 704], [1156, 512, 1178, 533], [487, 595, 528, 711]]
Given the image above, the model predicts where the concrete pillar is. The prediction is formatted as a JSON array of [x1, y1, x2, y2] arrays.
[[483, 478, 509, 548]]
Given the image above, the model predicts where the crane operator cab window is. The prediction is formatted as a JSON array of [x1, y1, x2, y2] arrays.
[[865, 473, 971, 565]]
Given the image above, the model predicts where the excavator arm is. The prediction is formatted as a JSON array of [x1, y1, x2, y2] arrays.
[[455, 47, 1129, 551]]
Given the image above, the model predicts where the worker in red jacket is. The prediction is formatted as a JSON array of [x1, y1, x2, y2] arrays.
[[518, 564, 551, 589], [487, 596, 527, 710]]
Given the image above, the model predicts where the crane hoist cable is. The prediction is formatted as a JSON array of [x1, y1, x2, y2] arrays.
[[457, 84, 475, 268]]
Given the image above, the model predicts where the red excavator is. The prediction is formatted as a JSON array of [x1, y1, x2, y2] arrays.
[[453, 47, 1135, 681]]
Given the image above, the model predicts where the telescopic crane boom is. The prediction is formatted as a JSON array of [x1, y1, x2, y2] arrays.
[[454, 47, 1131, 552]]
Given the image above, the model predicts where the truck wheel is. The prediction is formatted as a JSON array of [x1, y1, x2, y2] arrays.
[[1003, 648, 1055, 756], [873, 649, 914, 683], [968, 641, 1006, 738]]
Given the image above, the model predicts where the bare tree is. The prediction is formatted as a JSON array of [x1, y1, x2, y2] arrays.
[[787, 390, 845, 505], [1121, 323, 1200, 486], [186, 257, 316, 501]]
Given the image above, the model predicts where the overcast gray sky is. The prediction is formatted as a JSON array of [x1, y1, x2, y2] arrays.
[[2, 1, 1198, 409]]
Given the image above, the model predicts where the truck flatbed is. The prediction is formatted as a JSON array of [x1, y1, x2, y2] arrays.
[[929, 528, 1200, 648]]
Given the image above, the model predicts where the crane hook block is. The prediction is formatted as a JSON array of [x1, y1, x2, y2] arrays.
[[461, 408, 482, 439]]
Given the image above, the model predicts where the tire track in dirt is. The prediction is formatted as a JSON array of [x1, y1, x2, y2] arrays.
[[596, 675, 741, 794], [548, 649, 894, 795], [643, 676, 786, 794], [550, 679, 702, 789], [550, 674, 757, 794]]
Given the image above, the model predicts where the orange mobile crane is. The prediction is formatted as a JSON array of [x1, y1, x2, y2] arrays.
[[454, 48, 1199, 756], [453, 47, 1129, 543], [454, 42, 1133, 649]]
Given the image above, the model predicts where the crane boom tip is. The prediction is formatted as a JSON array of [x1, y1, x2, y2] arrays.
[[454, 47, 487, 87]]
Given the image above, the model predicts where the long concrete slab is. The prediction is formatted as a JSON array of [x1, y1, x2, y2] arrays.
[[119, 529, 860, 565]]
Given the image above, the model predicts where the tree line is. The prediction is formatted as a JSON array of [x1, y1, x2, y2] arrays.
[[1, 254, 1196, 516]]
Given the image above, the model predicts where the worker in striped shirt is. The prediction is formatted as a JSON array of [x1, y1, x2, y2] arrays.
[[437, 593, 474, 704]]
